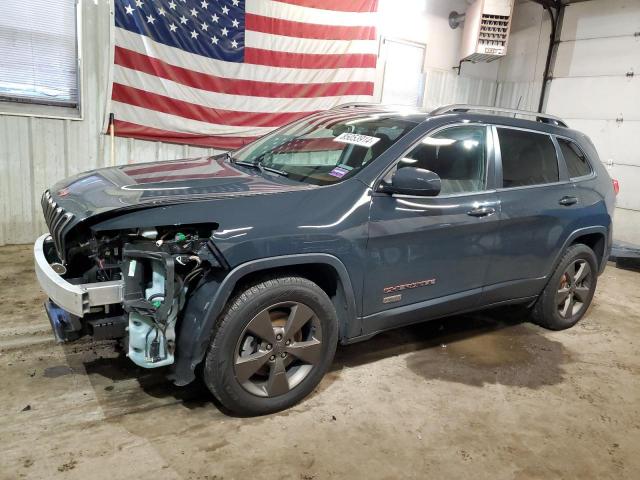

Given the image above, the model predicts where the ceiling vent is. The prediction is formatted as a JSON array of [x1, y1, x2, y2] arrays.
[[460, 0, 514, 62]]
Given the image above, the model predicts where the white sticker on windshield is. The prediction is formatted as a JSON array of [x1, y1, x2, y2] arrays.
[[333, 132, 381, 148]]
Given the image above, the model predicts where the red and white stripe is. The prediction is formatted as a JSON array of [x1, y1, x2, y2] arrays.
[[111, 0, 378, 149]]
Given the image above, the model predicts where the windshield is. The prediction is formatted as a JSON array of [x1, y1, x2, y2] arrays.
[[232, 112, 417, 186]]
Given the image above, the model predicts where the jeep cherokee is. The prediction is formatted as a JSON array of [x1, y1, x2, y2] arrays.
[[34, 104, 616, 415]]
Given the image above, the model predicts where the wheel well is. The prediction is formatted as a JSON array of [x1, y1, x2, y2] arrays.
[[571, 233, 606, 268], [229, 263, 351, 339]]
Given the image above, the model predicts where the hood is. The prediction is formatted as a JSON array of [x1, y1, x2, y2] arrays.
[[48, 155, 311, 221]]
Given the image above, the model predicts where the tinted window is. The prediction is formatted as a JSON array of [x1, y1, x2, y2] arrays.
[[498, 128, 559, 187], [395, 126, 487, 194], [558, 138, 592, 178]]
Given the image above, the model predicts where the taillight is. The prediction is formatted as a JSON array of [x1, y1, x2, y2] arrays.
[[612, 179, 620, 195]]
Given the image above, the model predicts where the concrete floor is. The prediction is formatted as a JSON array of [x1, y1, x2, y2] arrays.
[[1, 244, 639, 480]]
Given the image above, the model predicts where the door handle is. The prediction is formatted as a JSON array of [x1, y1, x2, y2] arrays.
[[467, 206, 496, 217], [559, 196, 578, 206]]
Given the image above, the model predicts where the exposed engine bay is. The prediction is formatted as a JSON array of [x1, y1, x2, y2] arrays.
[[47, 224, 225, 369]]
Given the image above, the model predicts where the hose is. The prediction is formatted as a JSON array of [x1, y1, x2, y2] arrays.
[[183, 267, 204, 285]]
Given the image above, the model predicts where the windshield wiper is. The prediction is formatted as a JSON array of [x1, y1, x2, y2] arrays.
[[258, 161, 289, 177], [231, 158, 289, 177], [232, 158, 261, 170]]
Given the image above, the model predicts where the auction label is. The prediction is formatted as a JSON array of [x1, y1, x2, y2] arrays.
[[333, 132, 381, 148]]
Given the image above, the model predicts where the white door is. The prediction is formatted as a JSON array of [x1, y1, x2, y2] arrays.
[[380, 38, 426, 107]]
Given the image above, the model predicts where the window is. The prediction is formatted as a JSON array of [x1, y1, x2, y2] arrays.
[[392, 125, 487, 194], [498, 128, 559, 187], [558, 138, 592, 178], [0, 0, 79, 108], [233, 112, 416, 186], [380, 38, 426, 107]]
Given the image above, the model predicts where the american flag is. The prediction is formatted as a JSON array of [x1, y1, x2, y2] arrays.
[[110, 0, 379, 149]]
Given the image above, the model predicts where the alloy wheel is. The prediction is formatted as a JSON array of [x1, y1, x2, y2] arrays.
[[556, 259, 592, 319], [233, 302, 323, 397]]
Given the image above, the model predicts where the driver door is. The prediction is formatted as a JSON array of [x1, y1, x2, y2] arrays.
[[362, 124, 500, 332]]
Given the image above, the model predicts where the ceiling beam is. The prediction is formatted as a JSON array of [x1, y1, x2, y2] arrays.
[[528, 0, 562, 9]]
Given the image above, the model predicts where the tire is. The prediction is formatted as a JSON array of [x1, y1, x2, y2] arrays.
[[203, 275, 338, 416], [531, 243, 598, 330]]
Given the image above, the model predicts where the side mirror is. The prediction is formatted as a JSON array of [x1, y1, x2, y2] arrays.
[[381, 167, 441, 196]]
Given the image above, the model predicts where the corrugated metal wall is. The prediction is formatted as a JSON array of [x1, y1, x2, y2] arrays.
[[494, 80, 542, 112], [423, 68, 498, 110], [0, 0, 500, 246]]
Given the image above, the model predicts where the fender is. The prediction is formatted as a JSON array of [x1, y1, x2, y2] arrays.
[[170, 253, 357, 386], [552, 225, 609, 275]]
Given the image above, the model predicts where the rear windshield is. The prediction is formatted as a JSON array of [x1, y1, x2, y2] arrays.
[[232, 112, 417, 186]]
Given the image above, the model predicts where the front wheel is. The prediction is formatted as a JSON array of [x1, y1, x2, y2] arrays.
[[531, 243, 598, 330], [203, 276, 338, 416]]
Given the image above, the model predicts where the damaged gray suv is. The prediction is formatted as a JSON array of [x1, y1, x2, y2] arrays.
[[34, 104, 616, 415]]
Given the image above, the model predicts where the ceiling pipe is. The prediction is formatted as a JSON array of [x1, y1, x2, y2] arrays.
[[538, 2, 564, 113]]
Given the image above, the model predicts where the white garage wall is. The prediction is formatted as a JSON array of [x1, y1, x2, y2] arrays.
[[377, 0, 499, 78], [495, 0, 551, 111], [547, 0, 640, 244], [375, 0, 499, 109], [0, 0, 500, 246], [547, 0, 640, 243], [495, 0, 640, 244]]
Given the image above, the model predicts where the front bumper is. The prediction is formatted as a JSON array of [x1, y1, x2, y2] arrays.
[[34, 233, 124, 317]]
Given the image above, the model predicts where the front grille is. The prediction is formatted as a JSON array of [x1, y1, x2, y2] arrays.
[[41, 190, 74, 261]]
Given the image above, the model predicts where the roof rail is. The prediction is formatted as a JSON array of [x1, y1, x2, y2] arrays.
[[332, 102, 381, 109], [429, 104, 568, 128], [332, 103, 428, 116]]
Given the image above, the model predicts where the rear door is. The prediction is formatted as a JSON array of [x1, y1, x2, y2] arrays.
[[483, 126, 578, 303]]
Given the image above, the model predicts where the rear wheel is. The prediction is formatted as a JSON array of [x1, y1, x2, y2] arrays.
[[203, 276, 338, 416], [531, 243, 598, 330]]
